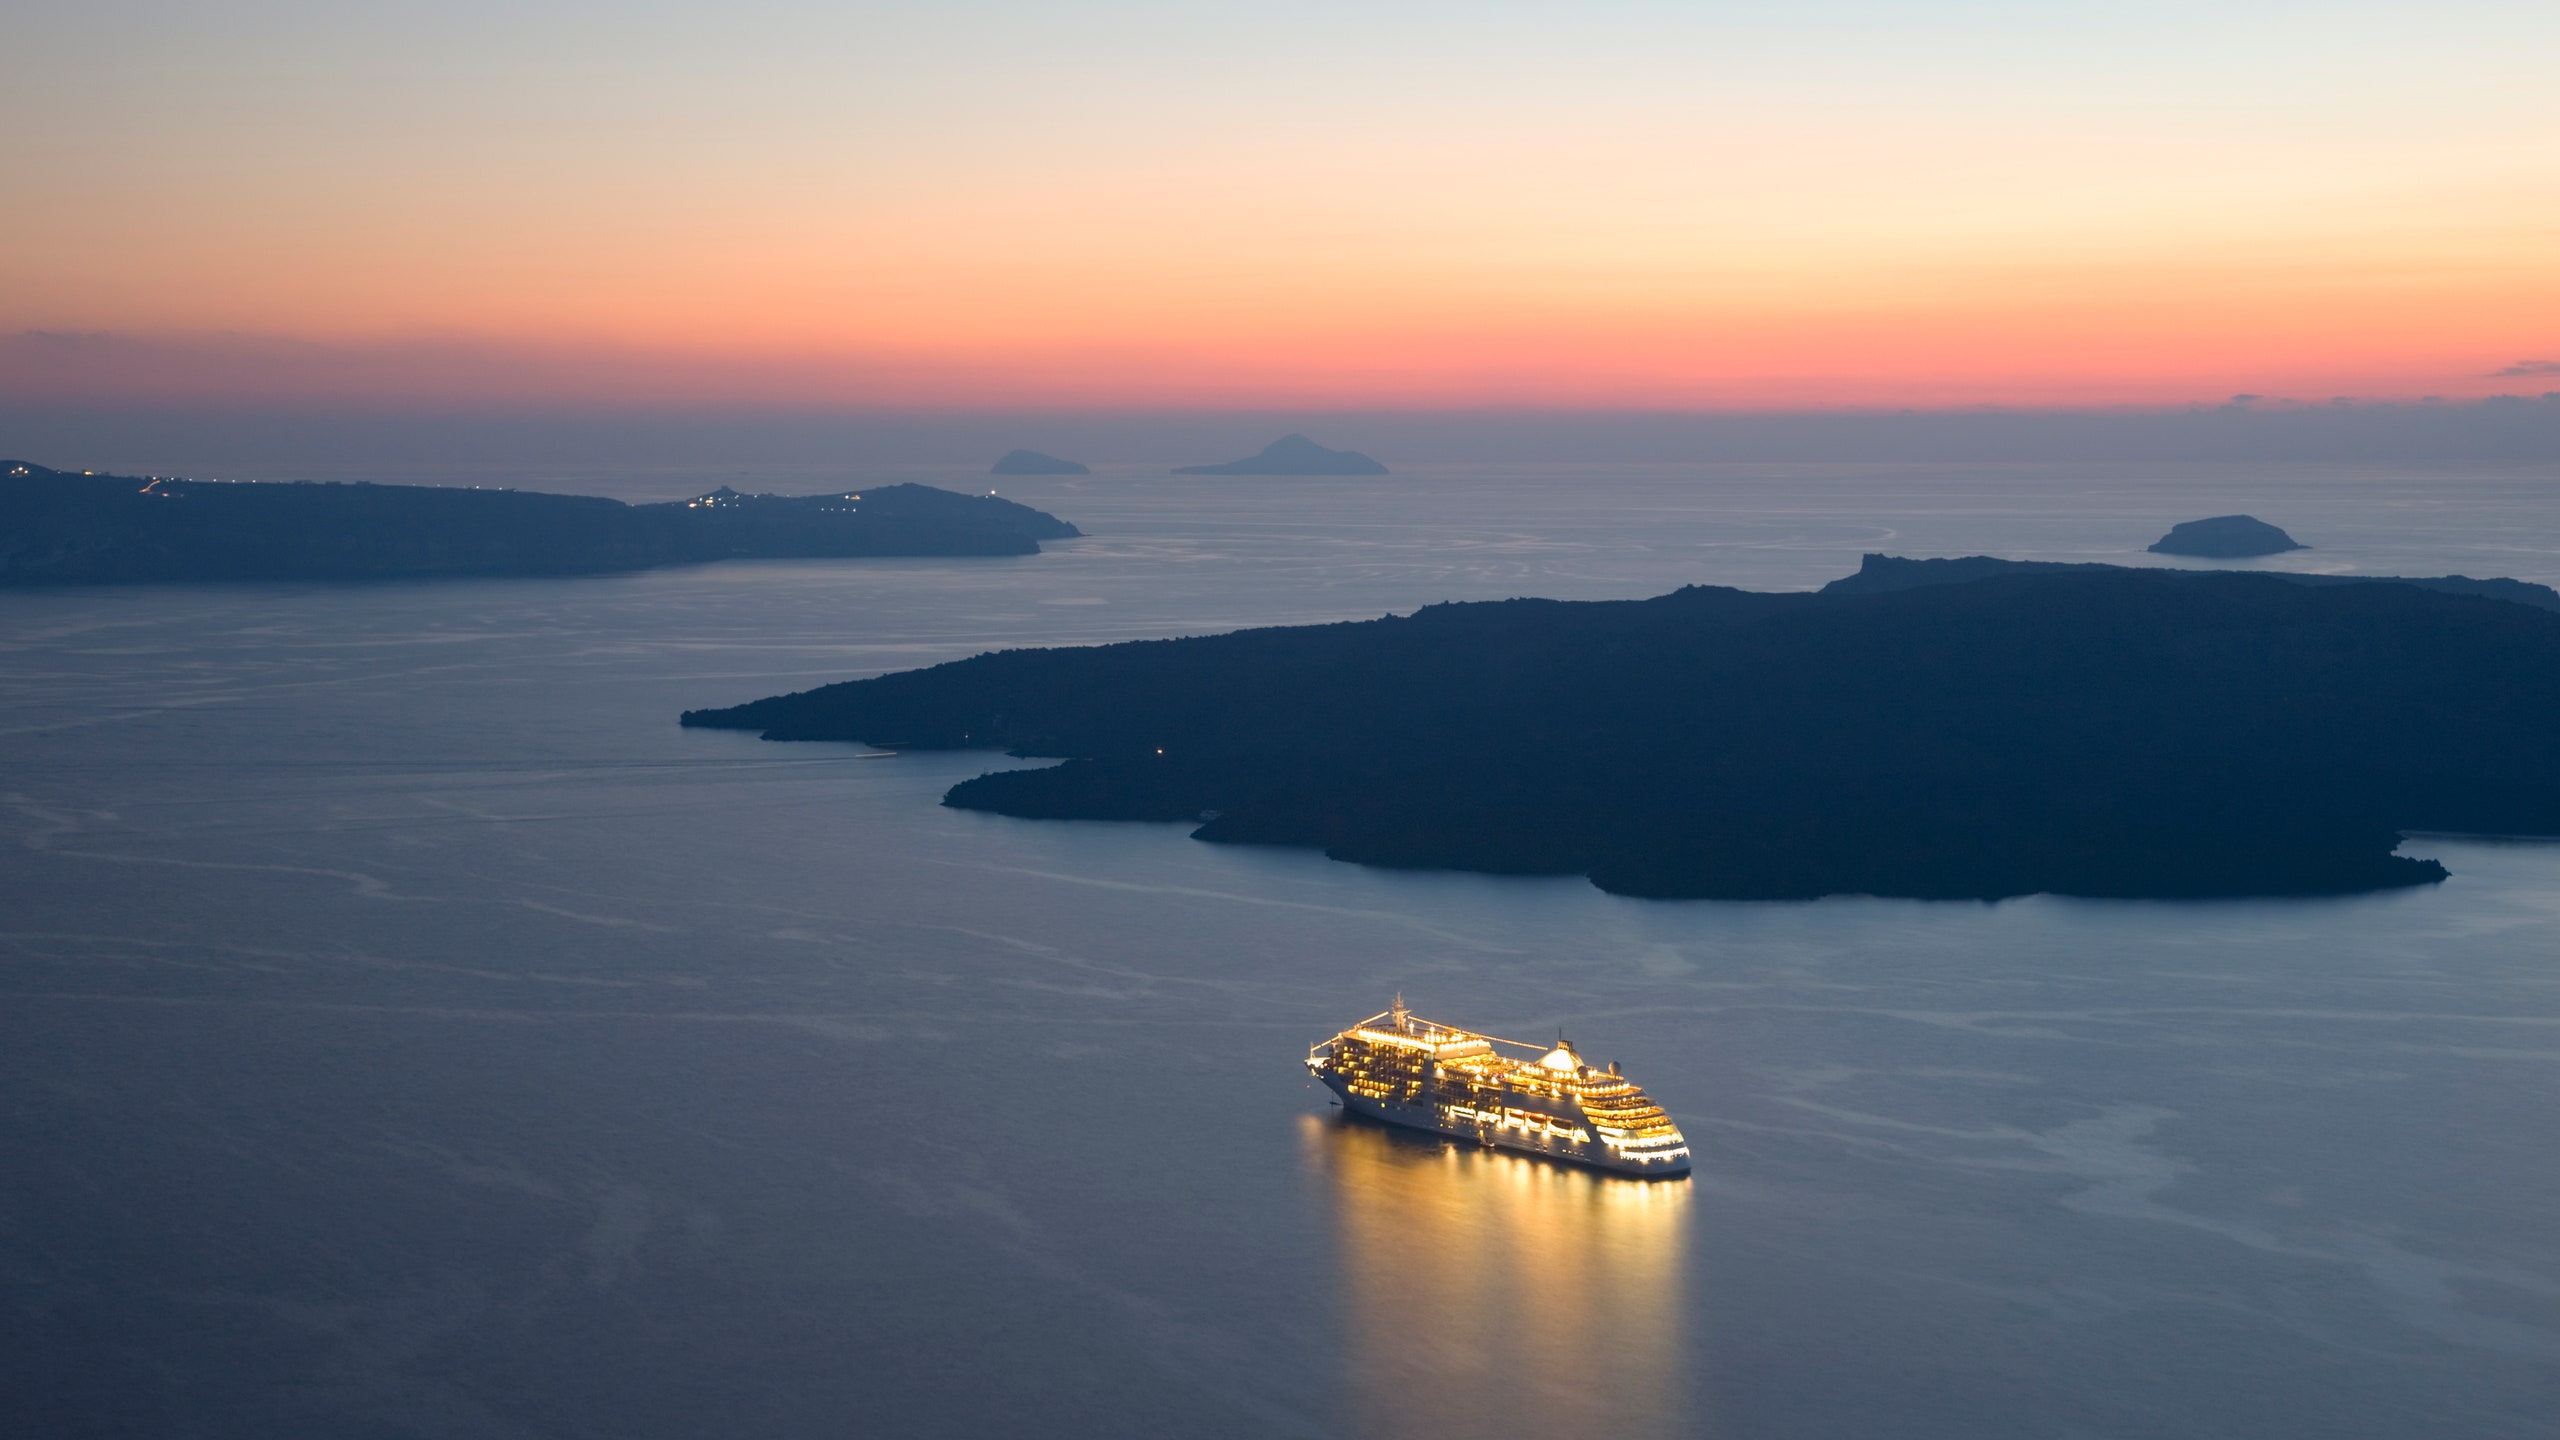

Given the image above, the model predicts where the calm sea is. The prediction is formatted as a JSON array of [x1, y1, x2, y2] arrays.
[[4, 462, 2556, 1438]]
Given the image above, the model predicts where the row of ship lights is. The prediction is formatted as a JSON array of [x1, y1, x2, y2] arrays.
[[1361, 1017, 1688, 1164]]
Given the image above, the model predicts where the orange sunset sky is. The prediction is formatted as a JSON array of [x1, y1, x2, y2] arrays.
[[7, 0, 2557, 410]]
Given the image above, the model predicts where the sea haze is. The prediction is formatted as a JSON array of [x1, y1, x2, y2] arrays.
[[3, 461, 2557, 1439]]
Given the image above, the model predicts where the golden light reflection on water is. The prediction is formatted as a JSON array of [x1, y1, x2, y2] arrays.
[[1304, 1113, 1692, 1440]]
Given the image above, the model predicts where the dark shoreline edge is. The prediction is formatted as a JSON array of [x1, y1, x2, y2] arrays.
[[683, 556, 2560, 902]]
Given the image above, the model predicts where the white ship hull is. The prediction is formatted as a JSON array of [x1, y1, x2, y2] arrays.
[[1320, 1072, 1692, 1178]]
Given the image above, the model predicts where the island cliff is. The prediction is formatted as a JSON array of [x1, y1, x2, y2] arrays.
[[0, 462, 1081, 584], [682, 561, 2560, 902]]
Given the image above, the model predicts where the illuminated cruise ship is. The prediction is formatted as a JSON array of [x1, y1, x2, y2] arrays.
[[1307, 997, 1692, 1177]]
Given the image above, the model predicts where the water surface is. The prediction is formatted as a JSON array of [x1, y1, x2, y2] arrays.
[[4, 462, 2556, 1437]]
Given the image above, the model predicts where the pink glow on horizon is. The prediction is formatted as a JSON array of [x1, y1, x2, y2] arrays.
[[7, 2, 2556, 411]]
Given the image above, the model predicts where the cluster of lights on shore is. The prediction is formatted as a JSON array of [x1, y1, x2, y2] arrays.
[[683, 491, 863, 510]]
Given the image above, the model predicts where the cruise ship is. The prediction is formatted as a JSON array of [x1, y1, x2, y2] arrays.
[[1307, 997, 1692, 1177]]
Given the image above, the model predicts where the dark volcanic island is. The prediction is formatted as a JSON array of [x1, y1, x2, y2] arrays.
[[1, 461, 1080, 583], [991, 449, 1089, 475], [2149, 514, 2306, 557], [684, 557, 2560, 902], [1173, 434, 1388, 475]]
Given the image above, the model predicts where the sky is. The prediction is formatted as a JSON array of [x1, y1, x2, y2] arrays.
[[6, 0, 2557, 412]]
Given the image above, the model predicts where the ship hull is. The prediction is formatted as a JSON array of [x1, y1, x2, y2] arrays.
[[1321, 1073, 1691, 1179]]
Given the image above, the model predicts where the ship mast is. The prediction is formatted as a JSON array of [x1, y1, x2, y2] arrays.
[[1390, 991, 1410, 1031]]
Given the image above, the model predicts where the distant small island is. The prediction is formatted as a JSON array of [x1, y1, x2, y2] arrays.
[[991, 450, 1089, 475], [684, 557, 2560, 902], [2149, 514, 2305, 557], [1173, 434, 1388, 476], [1, 461, 1081, 584]]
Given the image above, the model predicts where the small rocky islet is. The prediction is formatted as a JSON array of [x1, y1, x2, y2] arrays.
[[1173, 434, 1388, 475], [2148, 514, 2306, 557], [991, 450, 1089, 475]]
